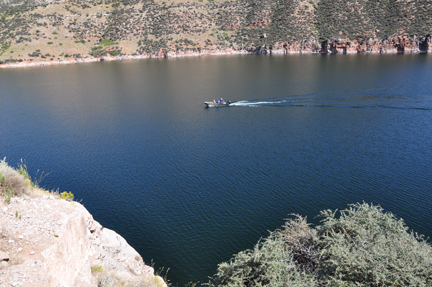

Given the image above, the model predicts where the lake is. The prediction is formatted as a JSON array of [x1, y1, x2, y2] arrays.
[[1, 53, 432, 285]]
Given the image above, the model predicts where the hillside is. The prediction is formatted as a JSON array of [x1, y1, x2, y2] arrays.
[[1, 0, 432, 64]]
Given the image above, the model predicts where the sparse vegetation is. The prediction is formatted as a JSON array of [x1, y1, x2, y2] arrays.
[[17, 165, 29, 181], [0, 45, 10, 56], [60, 191, 74, 201], [92, 268, 167, 287], [0, 158, 59, 200], [0, 0, 430, 63], [91, 264, 104, 273], [98, 272, 128, 287], [1, 158, 31, 197], [100, 39, 118, 46], [4, 187, 14, 204], [208, 203, 432, 286]]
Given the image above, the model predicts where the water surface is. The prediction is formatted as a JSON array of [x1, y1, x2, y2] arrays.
[[1, 54, 432, 285]]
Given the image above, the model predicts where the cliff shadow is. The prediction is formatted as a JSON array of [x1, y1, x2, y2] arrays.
[[283, 42, 288, 54], [329, 42, 338, 53], [419, 35, 430, 52], [320, 40, 328, 53], [395, 37, 405, 53]]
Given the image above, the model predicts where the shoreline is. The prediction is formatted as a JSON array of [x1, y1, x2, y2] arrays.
[[1, 48, 431, 69]]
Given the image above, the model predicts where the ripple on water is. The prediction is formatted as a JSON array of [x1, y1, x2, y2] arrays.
[[1, 54, 432, 285]]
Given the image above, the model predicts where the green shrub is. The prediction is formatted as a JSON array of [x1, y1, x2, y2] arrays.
[[52, 31, 58, 35], [47, 42, 53, 45], [316, 203, 432, 286], [208, 203, 432, 286]]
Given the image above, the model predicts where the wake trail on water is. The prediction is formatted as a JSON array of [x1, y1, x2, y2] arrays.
[[229, 88, 432, 110]]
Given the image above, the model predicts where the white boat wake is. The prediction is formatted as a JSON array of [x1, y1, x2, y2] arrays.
[[230, 100, 284, 107], [226, 89, 432, 110]]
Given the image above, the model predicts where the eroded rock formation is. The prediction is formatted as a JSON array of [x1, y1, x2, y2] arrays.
[[0, 196, 166, 287]]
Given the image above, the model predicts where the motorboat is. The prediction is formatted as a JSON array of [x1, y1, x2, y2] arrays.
[[204, 101, 232, 108]]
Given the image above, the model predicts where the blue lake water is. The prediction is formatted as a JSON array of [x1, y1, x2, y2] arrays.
[[1, 54, 432, 285]]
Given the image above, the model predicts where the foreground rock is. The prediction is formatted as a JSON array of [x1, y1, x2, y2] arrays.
[[0, 195, 166, 287]]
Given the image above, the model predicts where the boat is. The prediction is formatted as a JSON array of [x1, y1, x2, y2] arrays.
[[204, 101, 232, 108]]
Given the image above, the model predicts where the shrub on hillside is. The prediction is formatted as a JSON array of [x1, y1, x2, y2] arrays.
[[316, 203, 432, 286], [0, 158, 55, 199], [209, 215, 317, 287], [0, 158, 29, 197], [208, 203, 432, 286]]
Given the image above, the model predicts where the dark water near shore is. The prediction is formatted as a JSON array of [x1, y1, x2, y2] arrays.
[[1, 54, 432, 285]]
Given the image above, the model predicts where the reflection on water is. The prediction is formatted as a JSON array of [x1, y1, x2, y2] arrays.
[[1, 54, 432, 285]]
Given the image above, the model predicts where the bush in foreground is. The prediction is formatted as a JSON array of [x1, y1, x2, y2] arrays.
[[0, 158, 61, 200], [208, 203, 432, 286], [0, 158, 30, 197]]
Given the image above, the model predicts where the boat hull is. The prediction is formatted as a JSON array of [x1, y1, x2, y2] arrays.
[[204, 101, 231, 108]]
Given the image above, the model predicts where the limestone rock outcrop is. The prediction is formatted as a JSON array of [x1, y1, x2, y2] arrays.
[[0, 195, 166, 287]]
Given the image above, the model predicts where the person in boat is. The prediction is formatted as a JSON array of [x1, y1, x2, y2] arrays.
[[220, 98, 224, 103], [213, 99, 216, 103]]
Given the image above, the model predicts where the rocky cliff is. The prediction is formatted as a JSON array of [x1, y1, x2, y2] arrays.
[[0, 195, 166, 287]]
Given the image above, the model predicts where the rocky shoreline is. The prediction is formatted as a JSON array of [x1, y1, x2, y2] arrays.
[[1, 39, 431, 69], [0, 49, 249, 69], [0, 195, 167, 287]]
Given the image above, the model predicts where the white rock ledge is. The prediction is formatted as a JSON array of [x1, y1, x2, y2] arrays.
[[0, 196, 166, 287]]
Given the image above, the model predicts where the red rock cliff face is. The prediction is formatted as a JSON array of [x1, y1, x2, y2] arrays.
[[319, 36, 431, 53], [265, 35, 432, 54]]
